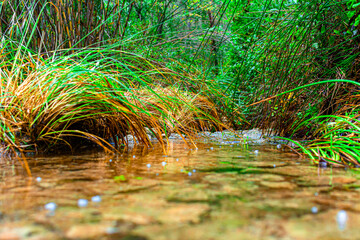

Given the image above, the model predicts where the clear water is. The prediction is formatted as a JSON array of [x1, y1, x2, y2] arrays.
[[0, 140, 360, 239]]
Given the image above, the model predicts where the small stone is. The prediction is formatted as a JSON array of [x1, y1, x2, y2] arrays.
[[176, 158, 179, 161], [314, 192, 318, 196], [193, 169, 196, 173], [109, 159, 112, 162], [273, 164, 276, 168], [254, 150, 259, 154], [277, 144, 281, 149], [133, 155, 136, 158], [44, 202, 57, 211], [36, 177, 42, 182], [162, 162, 167, 166], [78, 199, 88, 208], [147, 164, 151, 168], [210, 147, 213, 150], [311, 206, 318, 213], [91, 196, 101, 203], [188, 172, 192, 176]]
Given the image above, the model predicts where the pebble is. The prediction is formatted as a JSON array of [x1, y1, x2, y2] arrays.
[[162, 162, 167, 166], [176, 158, 179, 161], [78, 199, 88, 207], [254, 150, 259, 154], [311, 206, 318, 213], [193, 169, 196, 173], [314, 192, 318, 196], [44, 202, 57, 211], [133, 155, 136, 158], [210, 147, 213, 150], [188, 172, 192, 176], [91, 196, 101, 203], [336, 210, 348, 231], [109, 159, 112, 162], [273, 164, 276, 168], [36, 177, 42, 182], [147, 163, 151, 168], [277, 144, 281, 149]]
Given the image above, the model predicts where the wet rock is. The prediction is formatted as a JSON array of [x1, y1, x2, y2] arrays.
[[259, 174, 285, 182], [157, 203, 210, 224], [167, 188, 210, 202], [0, 231, 20, 240], [66, 223, 133, 239], [260, 181, 297, 190]]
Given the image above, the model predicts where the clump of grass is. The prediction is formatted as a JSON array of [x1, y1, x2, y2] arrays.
[[0, 43, 227, 154]]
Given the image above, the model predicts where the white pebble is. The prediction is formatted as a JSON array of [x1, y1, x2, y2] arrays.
[[188, 172, 192, 176], [273, 164, 276, 168], [109, 159, 112, 162], [78, 199, 88, 207], [193, 169, 196, 173], [44, 202, 57, 211], [91, 196, 101, 203], [210, 147, 214, 150], [254, 150, 259, 154], [337, 210, 348, 230], [133, 155, 136, 158], [162, 162, 167, 166], [176, 158, 179, 161], [277, 144, 281, 149], [36, 177, 42, 182], [311, 206, 318, 213], [147, 163, 151, 168]]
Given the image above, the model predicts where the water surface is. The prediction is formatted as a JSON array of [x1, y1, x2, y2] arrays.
[[1, 140, 360, 240]]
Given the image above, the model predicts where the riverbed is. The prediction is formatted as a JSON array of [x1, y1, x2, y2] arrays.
[[0, 134, 360, 239]]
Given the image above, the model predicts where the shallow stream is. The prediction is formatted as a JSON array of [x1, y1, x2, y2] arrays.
[[1, 135, 360, 240]]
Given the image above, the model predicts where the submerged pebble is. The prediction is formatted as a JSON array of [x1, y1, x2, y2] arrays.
[[188, 172, 192, 176], [44, 202, 57, 211], [91, 196, 101, 203], [337, 210, 348, 231], [36, 177, 42, 182], [147, 163, 151, 168], [311, 206, 318, 213], [78, 199, 88, 208]]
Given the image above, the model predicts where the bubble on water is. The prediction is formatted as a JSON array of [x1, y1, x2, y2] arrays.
[[109, 159, 112, 162], [193, 169, 196, 173], [91, 195, 101, 203], [133, 155, 136, 158], [311, 206, 318, 213], [176, 158, 179, 161], [210, 147, 214, 150], [146, 163, 151, 168], [277, 144, 281, 149], [336, 210, 348, 231], [188, 172, 192, 176], [254, 150, 259, 154], [78, 199, 88, 208], [44, 202, 57, 211], [162, 162, 167, 166], [36, 177, 42, 182]]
